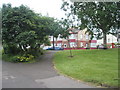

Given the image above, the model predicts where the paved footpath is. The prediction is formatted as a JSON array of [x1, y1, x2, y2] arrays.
[[2, 51, 96, 88]]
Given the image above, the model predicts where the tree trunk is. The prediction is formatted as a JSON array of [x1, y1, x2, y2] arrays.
[[56, 38, 57, 46], [103, 32, 107, 49], [19, 44, 23, 52], [23, 45, 27, 51], [68, 38, 73, 57], [53, 36, 55, 50]]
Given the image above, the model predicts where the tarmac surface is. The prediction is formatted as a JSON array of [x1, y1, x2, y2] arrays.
[[2, 51, 96, 88]]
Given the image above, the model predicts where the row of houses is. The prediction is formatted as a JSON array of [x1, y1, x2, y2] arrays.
[[48, 28, 118, 49]]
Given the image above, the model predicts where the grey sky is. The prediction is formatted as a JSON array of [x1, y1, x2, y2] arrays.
[[1, 0, 67, 19]]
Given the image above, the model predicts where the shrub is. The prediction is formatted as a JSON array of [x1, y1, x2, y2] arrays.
[[16, 54, 34, 62], [11, 55, 20, 63], [2, 53, 35, 63], [27, 48, 44, 57]]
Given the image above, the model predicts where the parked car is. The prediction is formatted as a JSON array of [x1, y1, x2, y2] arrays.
[[43, 46, 49, 50], [98, 45, 104, 49], [46, 47, 53, 50], [54, 47, 64, 50], [46, 47, 63, 50], [97, 45, 107, 49]]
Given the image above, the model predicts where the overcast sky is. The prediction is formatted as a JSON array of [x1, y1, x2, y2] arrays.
[[0, 0, 67, 19]]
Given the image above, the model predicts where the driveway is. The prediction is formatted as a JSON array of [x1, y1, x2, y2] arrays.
[[2, 51, 95, 88]]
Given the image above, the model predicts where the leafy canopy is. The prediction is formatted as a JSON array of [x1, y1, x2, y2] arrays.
[[61, 1, 119, 46]]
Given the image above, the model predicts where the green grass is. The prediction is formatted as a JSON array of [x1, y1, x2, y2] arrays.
[[53, 48, 118, 87]]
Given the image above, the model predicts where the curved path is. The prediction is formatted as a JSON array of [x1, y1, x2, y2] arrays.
[[2, 51, 95, 88]]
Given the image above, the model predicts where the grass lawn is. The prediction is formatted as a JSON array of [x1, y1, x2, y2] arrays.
[[53, 48, 118, 87]]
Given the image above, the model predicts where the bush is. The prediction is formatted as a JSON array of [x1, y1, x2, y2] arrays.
[[17, 54, 34, 62], [11, 55, 20, 63], [2, 47, 44, 63], [3, 44, 21, 54], [11, 54, 34, 62], [2, 53, 35, 63], [27, 48, 44, 57]]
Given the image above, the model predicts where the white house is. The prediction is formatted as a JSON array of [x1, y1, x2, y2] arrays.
[[97, 34, 118, 45]]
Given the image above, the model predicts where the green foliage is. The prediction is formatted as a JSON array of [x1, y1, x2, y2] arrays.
[[46, 18, 65, 49], [2, 4, 56, 59], [16, 54, 34, 62], [2, 3, 72, 63], [61, 1, 119, 46], [3, 43, 21, 54], [16, 31, 37, 45], [44, 36, 51, 46], [2, 53, 35, 63], [59, 18, 71, 39]]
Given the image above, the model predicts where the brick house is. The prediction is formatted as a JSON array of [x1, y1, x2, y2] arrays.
[[49, 28, 97, 49]]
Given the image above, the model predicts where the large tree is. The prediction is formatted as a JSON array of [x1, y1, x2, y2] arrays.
[[61, 1, 119, 48], [48, 19, 63, 49], [2, 4, 52, 54], [60, 18, 73, 57]]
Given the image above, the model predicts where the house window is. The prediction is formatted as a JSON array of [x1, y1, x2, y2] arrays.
[[86, 43, 88, 48], [57, 43, 62, 47], [70, 42, 75, 47], [69, 34, 75, 39], [90, 43, 96, 47], [86, 35, 89, 39], [80, 42, 83, 47]]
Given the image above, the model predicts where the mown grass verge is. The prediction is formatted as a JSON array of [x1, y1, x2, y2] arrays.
[[53, 48, 118, 87]]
